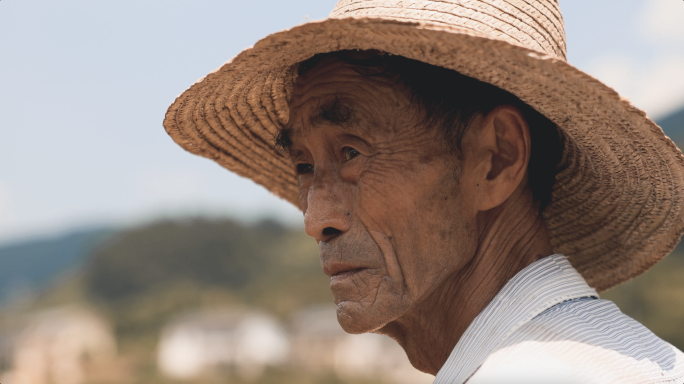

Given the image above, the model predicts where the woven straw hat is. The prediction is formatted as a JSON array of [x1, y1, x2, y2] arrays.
[[164, 0, 684, 292]]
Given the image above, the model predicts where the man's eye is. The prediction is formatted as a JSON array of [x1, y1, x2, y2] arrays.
[[296, 163, 313, 174], [344, 147, 360, 161]]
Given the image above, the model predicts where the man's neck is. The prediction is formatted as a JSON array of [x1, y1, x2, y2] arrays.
[[377, 189, 554, 375]]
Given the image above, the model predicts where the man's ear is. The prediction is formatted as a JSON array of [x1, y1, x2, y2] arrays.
[[464, 105, 531, 212]]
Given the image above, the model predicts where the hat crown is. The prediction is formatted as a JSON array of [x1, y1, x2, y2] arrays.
[[330, 0, 567, 60]]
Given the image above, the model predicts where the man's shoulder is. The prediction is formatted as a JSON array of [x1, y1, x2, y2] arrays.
[[467, 298, 684, 383]]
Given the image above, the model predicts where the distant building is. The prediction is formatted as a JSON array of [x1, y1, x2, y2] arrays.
[[157, 309, 289, 381], [291, 306, 433, 384], [1, 306, 118, 384]]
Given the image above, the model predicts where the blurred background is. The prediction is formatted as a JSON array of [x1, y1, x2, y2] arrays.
[[1, 0, 683, 383]]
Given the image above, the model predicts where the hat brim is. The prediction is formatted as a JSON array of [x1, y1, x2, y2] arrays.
[[164, 17, 684, 292]]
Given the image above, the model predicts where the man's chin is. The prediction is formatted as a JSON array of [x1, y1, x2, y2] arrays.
[[335, 300, 395, 334]]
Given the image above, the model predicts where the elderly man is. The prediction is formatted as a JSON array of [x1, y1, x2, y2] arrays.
[[164, 1, 684, 382]]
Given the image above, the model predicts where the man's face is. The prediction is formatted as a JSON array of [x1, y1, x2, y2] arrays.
[[285, 57, 479, 334]]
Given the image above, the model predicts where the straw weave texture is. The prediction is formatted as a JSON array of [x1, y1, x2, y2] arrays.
[[164, 0, 684, 292]]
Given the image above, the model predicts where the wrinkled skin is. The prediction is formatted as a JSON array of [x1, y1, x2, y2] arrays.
[[284, 56, 554, 374]]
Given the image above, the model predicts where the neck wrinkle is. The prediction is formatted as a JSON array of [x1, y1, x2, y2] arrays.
[[384, 188, 553, 375]]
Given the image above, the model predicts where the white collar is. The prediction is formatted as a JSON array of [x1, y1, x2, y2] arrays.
[[434, 254, 599, 384]]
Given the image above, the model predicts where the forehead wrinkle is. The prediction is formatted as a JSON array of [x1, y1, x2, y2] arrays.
[[287, 63, 406, 145], [309, 95, 358, 129]]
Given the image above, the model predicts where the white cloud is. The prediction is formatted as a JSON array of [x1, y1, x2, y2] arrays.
[[640, 0, 684, 41], [587, 54, 684, 119]]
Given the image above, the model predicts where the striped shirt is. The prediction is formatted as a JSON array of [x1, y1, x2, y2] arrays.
[[434, 254, 684, 384]]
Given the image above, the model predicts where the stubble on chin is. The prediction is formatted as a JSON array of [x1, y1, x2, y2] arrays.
[[329, 246, 409, 333], [334, 268, 386, 333]]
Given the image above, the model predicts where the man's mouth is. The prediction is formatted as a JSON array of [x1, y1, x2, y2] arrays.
[[329, 268, 366, 283]]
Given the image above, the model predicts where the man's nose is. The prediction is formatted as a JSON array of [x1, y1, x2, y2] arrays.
[[303, 168, 350, 243]]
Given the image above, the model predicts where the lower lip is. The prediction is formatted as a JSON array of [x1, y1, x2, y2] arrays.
[[330, 269, 365, 283]]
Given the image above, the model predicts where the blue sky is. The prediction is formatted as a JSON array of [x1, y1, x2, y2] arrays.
[[1, 0, 683, 244]]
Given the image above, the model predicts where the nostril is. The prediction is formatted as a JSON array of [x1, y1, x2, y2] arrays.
[[322, 227, 341, 237]]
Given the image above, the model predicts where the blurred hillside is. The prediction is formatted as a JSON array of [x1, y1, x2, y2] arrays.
[[10, 219, 348, 384], [0, 228, 113, 304], [81, 220, 330, 343]]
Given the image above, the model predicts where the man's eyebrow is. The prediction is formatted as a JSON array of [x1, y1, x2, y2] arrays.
[[309, 96, 357, 128], [274, 96, 358, 156]]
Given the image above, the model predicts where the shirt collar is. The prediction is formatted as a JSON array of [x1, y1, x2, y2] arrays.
[[433, 254, 599, 384]]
